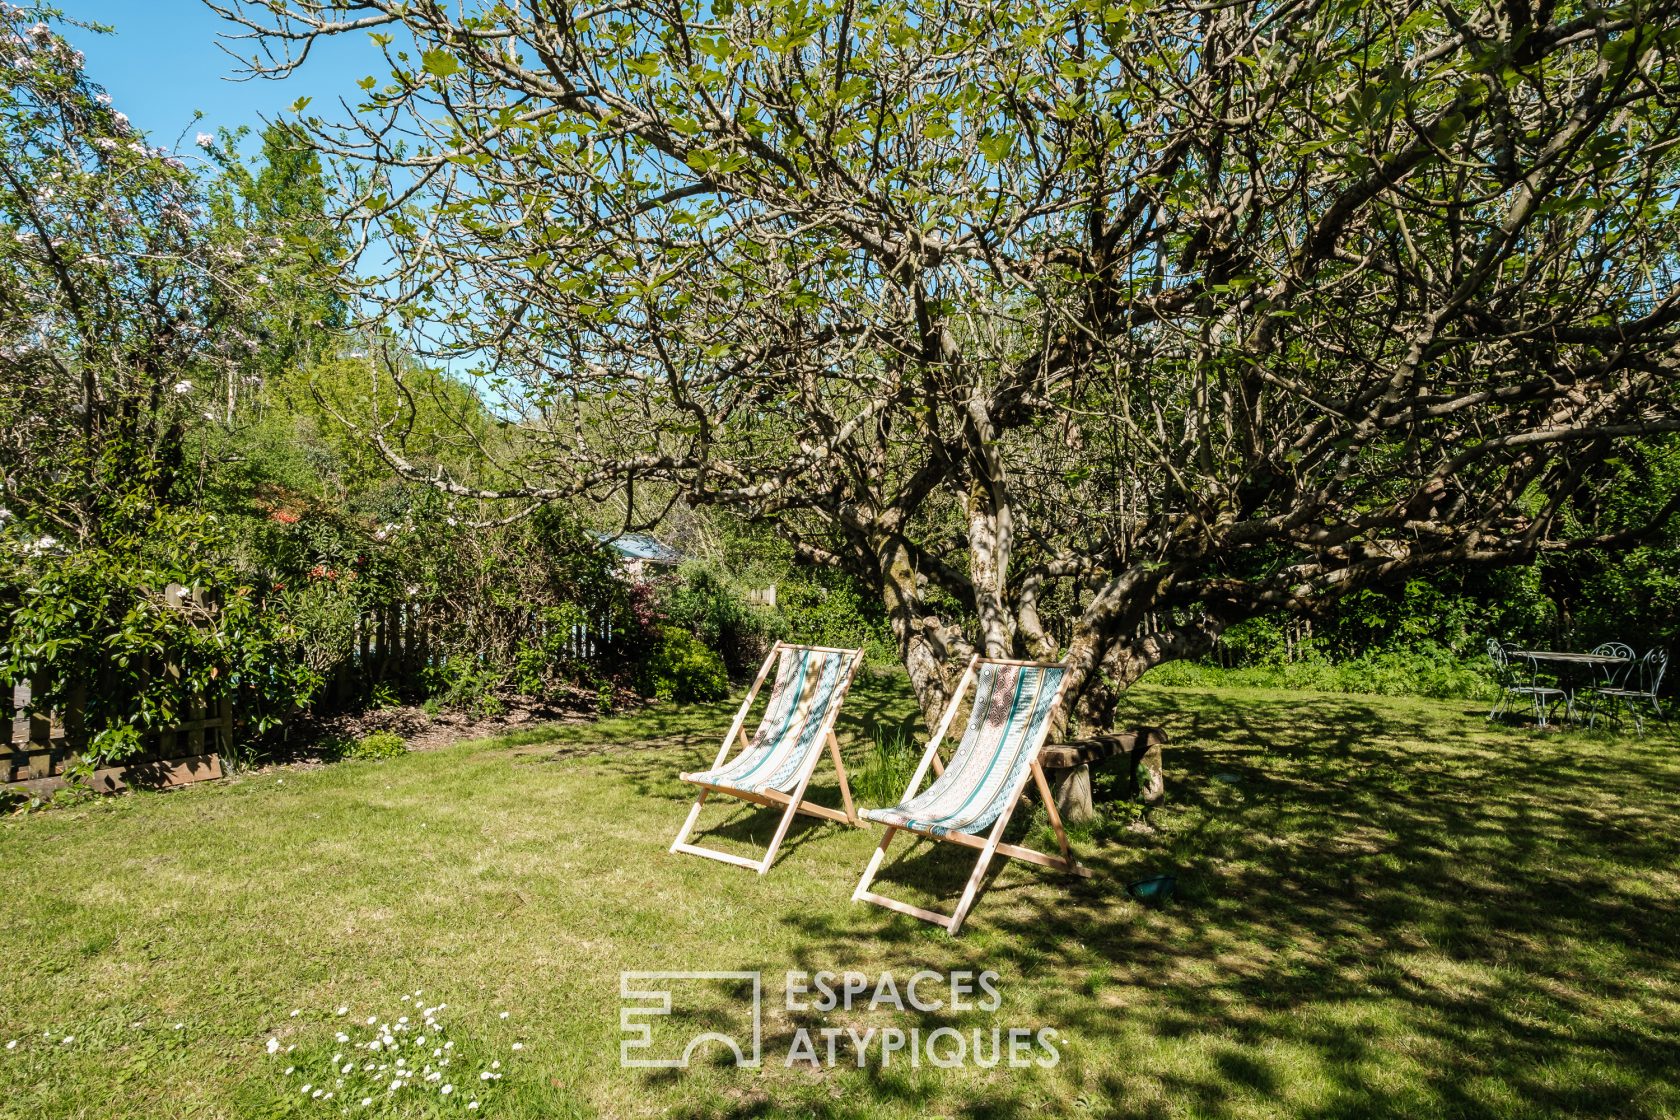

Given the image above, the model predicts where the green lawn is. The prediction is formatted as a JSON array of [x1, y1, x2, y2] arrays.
[[3, 674, 1678, 1119]]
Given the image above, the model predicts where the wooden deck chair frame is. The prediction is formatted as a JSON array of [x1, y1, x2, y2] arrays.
[[852, 654, 1088, 936], [670, 641, 866, 875]]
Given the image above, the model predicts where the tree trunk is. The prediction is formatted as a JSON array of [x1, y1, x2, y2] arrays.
[[877, 534, 972, 728], [1067, 623, 1225, 733]]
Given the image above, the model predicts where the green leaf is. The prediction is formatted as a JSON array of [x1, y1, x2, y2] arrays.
[[421, 49, 460, 78]]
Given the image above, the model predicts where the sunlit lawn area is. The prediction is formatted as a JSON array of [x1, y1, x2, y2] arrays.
[[3, 673, 1678, 1119]]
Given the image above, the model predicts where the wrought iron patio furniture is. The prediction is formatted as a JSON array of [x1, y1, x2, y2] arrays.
[[1486, 640, 1568, 728], [1590, 648, 1668, 736]]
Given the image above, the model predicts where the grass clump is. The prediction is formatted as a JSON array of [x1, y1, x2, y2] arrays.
[[855, 726, 917, 807]]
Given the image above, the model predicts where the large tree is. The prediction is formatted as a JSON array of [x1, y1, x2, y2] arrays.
[[213, 0, 1680, 729], [0, 8, 273, 539]]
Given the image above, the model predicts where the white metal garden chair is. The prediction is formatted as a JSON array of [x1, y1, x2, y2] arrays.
[[670, 642, 864, 874], [1590, 647, 1668, 736], [1486, 639, 1566, 727], [852, 655, 1087, 936]]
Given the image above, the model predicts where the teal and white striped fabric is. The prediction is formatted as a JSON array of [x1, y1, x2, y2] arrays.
[[683, 646, 852, 795], [863, 661, 1065, 837]]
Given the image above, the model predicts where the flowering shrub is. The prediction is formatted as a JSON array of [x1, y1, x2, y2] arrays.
[[263, 995, 521, 1115]]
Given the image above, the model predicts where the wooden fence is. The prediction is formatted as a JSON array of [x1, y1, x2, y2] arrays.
[[3, 598, 619, 795], [5, 678, 230, 797], [315, 600, 618, 711]]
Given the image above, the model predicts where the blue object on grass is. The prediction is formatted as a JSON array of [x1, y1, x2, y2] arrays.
[[1127, 874, 1177, 903]]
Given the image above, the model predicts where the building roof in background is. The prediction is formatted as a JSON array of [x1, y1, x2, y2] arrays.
[[588, 531, 684, 566]]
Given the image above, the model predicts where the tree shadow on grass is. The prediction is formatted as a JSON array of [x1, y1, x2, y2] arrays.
[[814, 689, 1675, 1115], [966, 689, 1680, 1117], [550, 680, 1680, 1117]]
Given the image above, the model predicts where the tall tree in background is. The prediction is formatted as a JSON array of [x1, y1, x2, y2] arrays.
[[214, 0, 1680, 729], [0, 9, 326, 756], [0, 8, 270, 538], [218, 120, 350, 381]]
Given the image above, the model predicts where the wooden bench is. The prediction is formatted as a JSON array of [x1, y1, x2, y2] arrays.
[[1040, 727, 1167, 823]]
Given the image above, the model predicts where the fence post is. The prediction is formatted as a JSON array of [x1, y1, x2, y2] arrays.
[[26, 680, 52, 780], [187, 698, 206, 756], [63, 683, 86, 766], [358, 612, 371, 685], [218, 696, 234, 756]]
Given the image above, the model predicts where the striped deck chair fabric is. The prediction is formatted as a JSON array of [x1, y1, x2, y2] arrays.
[[852, 655, 1085, 935], [682, 645, 852, 795], [671, 642, 864, 874], [863, 661, 1066, 836]]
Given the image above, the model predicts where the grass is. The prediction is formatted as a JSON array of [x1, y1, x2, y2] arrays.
[[2, 670, 1678, 1119], [853, 725, 918, 807]]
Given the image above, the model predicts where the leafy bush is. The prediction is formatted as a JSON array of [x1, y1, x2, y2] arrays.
[[0, 483, 315, 762], [1141, 643, 1498, 700], [510, 603, 591, 697], [421, 657, 507, 719], [662, 561, 785, 676], [343, 730, 407, 760], [775, 573, 897, 666], [643, 627, 728, 703]]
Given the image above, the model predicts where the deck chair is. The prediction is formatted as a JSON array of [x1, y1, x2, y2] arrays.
[[852, 655, 1087, 936], [670, 642, 864, 874]]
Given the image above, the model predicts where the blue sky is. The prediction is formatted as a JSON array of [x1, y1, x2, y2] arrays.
[[66, 1, 377, 150]]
